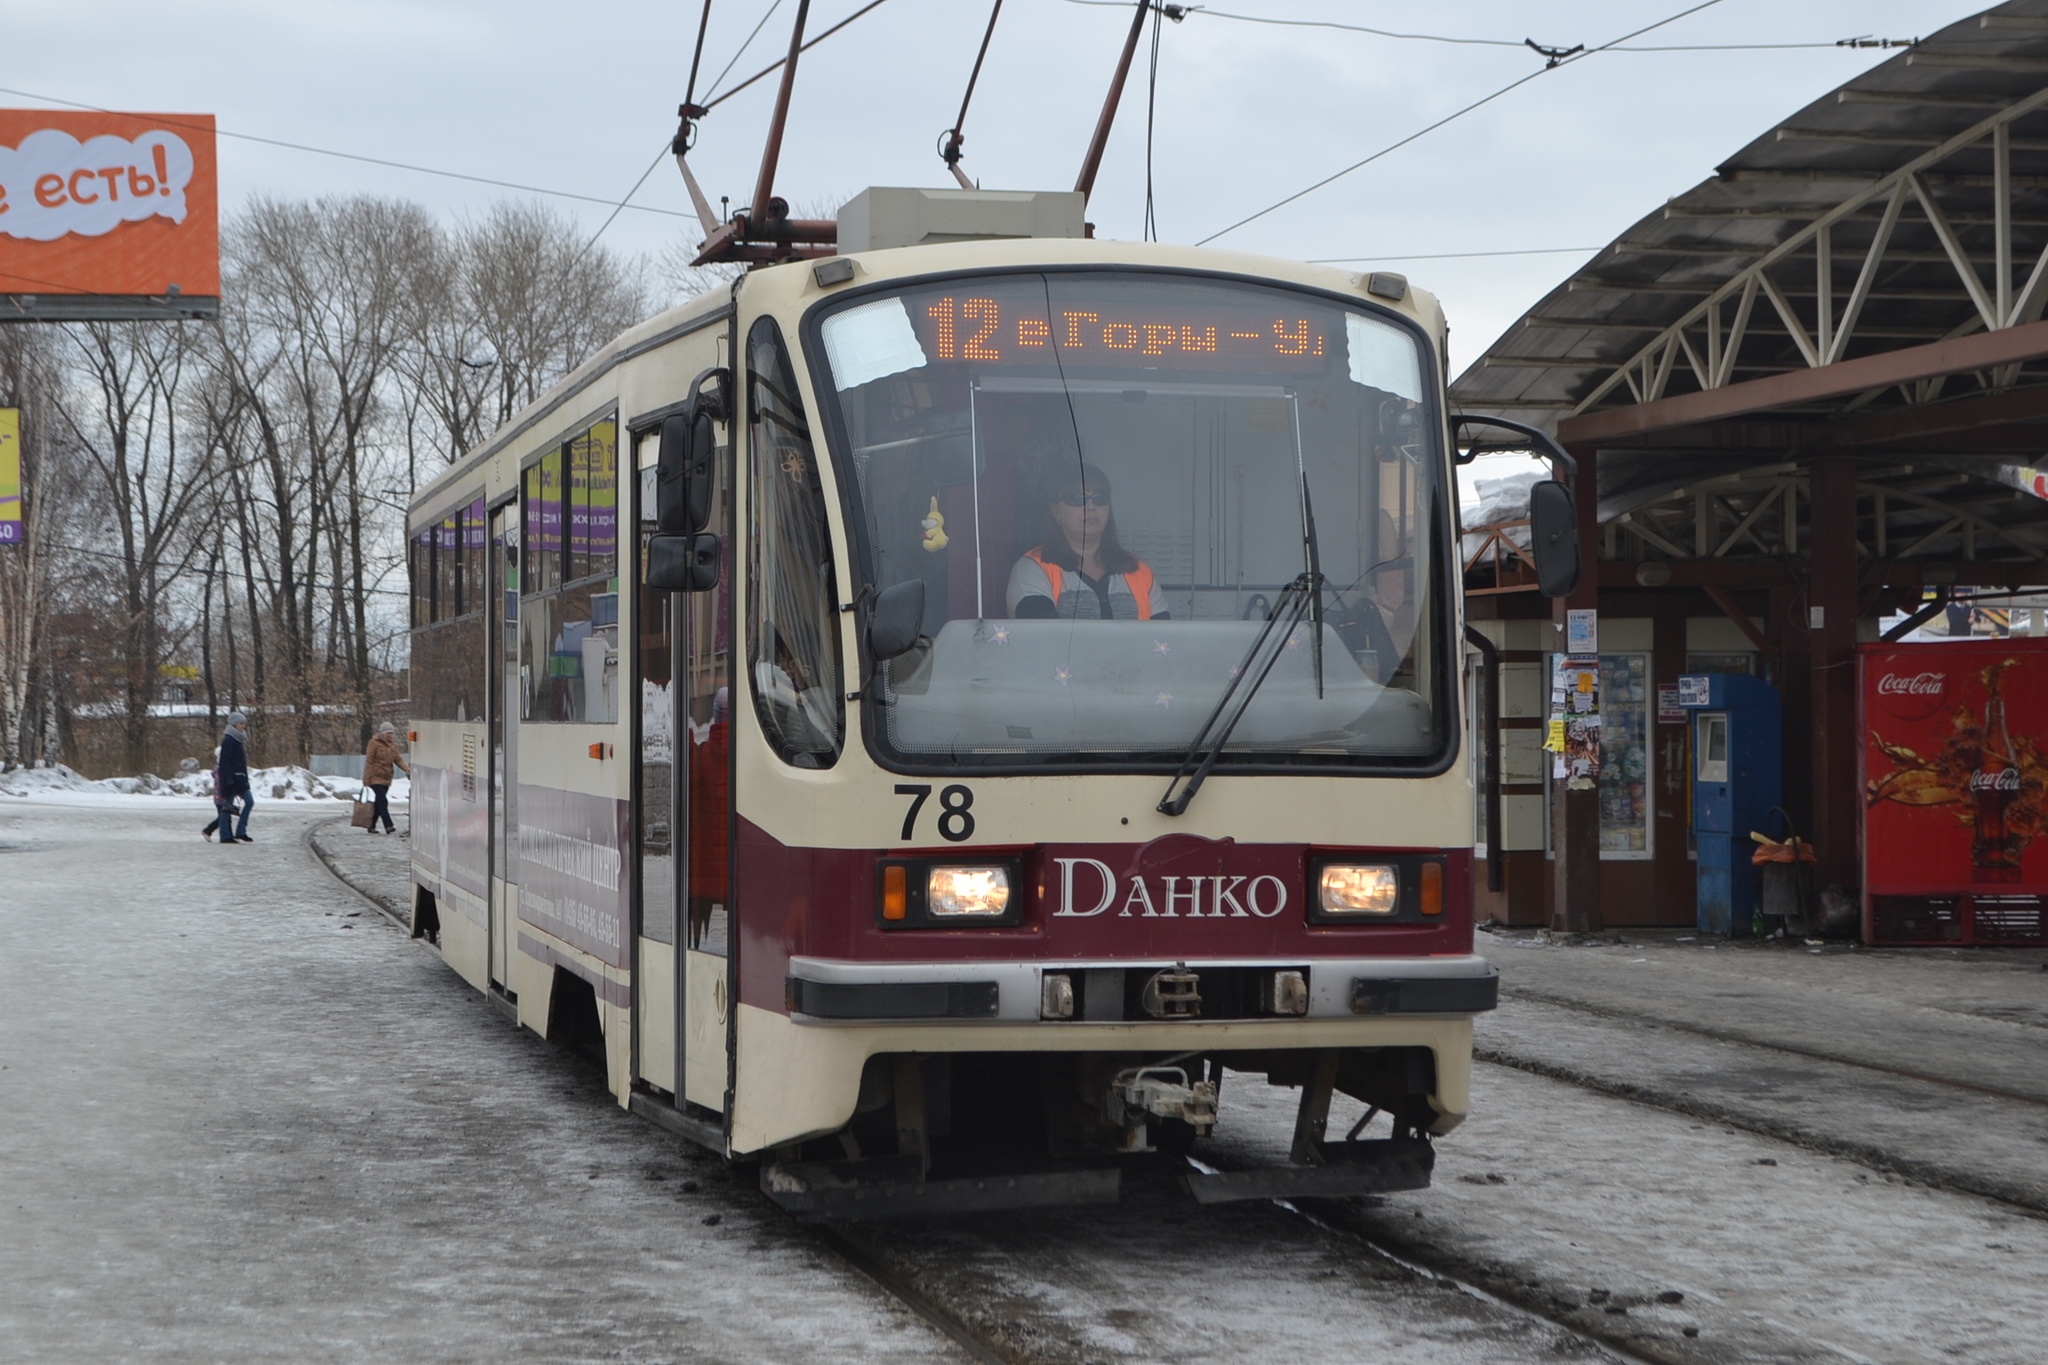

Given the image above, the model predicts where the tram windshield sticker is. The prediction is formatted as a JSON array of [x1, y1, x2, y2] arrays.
[[814, 270, 1449, 771]]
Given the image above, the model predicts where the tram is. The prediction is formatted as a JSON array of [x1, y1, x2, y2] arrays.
[[404, 188, 1578, 1214]]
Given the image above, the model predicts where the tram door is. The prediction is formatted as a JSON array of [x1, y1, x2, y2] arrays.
[[488, 505, 518, 993], [634, 430, 732, 1113], [677, 444, 733, 1114]]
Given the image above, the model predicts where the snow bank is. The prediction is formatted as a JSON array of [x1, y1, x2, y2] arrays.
[[0, 762, 409, 806]]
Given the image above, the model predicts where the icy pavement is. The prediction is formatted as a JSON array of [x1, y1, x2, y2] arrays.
[[0, 803, 956, 1364]]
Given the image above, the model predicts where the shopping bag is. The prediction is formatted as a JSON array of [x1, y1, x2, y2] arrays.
[[350, 792, 377, 829]]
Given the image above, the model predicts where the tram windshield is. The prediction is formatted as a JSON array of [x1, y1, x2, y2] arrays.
[[812, 271, 1448, 770]]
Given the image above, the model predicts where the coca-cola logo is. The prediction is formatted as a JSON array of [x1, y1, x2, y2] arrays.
[[1969, 768, 2022, 792], [1877, 672, 1946, 696], [1872, 662, 1948, 720]]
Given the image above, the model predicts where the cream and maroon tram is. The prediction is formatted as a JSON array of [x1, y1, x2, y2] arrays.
[[405, 190, 1576, 1215]]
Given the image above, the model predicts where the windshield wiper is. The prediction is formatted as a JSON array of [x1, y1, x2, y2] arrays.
[[1156, 571, 1319, 817]]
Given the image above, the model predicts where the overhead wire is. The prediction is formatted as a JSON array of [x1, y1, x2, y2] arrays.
[[1310, 246, 1601, 263], [701, 0, 786, 103], [698, 0, 893, 111], [0, 84, 693, 221], [1195, 0, 1730, 246], [1055, 0, 1907, 52]]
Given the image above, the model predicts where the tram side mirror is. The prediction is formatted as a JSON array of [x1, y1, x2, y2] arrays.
[[867, 580, 926, 662], [656, 408, 717, 534], [1528, 480, 1581, 598], [645, 531, 721, 593]]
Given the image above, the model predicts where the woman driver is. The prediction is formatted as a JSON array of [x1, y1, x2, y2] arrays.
[[1006, 464, 1169, 620]]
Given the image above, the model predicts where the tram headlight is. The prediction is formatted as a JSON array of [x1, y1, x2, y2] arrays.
[[926, 865, 1012, 917], [1318, 864, 1400, 916]]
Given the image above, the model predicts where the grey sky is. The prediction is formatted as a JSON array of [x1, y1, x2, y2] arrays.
[[3, 0, 1971, 371]]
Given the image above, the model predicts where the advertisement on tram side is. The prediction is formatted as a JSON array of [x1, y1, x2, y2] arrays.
[[517, 784, 631, 970], [0, 109, 218, 302], [1860, 640, 2048, 896]]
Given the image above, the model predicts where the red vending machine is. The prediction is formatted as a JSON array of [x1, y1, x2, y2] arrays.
[[1859, 639, 2048, 945]]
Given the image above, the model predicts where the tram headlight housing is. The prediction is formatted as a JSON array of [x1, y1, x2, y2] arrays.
[[877, 857, 1024, 928], [926, 865, 1012, 917], [1317, 864, 1401, 916]]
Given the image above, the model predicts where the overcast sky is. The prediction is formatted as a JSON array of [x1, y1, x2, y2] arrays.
[[2, 0, 1975, 373]]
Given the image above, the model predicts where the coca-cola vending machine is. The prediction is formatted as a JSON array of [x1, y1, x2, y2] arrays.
[[1860, 640, 2048, 945]]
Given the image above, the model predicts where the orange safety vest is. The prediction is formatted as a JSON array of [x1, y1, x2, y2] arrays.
[[1024, 548, 1154, 620]]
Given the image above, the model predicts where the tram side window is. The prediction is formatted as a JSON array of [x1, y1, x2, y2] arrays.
[[410, 493, 487, 721], [520, 418, 621, 724], [745, 317, 843, 769], [410, 526, 434, 627]]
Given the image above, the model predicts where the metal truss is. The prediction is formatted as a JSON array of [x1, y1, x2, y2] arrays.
[[1604, 465, 2048, 565], [1574, 83, 2048, 417]]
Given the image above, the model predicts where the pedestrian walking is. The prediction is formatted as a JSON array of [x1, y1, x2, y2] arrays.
[[362, 721, 410, 835], [218, 712, 254, 844], [200, 761, 227, 841]]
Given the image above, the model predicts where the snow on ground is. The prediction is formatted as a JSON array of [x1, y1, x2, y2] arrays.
[[0, 763, 409, 807]]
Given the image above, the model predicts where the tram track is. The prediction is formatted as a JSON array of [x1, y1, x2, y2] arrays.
[[302, 823, 2029, 1364], [1476, 990, 2048, 1218], [789, 1158, 1697, 1365]]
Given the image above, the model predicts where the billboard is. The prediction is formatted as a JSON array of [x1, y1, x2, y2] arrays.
[[0, 110, 218, 321], [0, 407, 18, 543]]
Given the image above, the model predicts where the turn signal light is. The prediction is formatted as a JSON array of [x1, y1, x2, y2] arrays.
[[1420, 861, 1443, 916], [882, 865, 908, 921]]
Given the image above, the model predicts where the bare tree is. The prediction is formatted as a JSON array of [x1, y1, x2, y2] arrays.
[[61, 319, 218, 773]]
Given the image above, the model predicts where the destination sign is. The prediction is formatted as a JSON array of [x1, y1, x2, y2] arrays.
[[914, 289, 1336, 373]]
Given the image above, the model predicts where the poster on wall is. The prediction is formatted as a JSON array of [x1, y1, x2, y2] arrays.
[[0, 110, 219, 320], [1861, 641, 2048, 894]]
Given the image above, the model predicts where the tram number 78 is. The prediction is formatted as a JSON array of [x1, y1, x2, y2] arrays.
[[895, 783, 975, 842]]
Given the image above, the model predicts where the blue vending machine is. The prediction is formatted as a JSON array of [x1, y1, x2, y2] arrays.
[[1678, 674, 1783, 936]]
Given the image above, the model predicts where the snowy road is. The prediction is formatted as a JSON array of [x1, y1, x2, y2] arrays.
[[3, 797, 2041, 1364]]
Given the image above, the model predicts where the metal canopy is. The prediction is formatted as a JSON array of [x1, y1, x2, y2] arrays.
[[1450, 1, 2048, 571]]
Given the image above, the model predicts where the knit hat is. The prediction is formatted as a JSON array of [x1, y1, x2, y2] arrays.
[[227, 711, 247, 727], [378, 721, 395, 734]]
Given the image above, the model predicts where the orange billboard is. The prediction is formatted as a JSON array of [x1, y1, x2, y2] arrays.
[[0, 110, 218, 317]]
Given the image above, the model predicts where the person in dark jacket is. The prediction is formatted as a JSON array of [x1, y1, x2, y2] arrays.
[[361, 722, 410, 835], [217, 712, 254, 843], [200, 761, 227, 841]]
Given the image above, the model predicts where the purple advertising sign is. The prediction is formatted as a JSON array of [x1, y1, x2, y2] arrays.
[[518, 783, 632, 969]]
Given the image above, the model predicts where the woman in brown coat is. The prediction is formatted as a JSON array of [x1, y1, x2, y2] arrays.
[[362, 722, 411, 834]]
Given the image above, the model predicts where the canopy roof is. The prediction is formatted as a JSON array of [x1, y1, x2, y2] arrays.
[[1450, 1, 2048, 569]]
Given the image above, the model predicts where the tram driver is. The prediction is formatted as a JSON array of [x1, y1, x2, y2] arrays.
[[1005, 463, 1170, 621]]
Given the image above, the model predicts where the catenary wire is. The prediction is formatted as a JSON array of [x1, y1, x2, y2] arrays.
[[1194, 0, 1729, 246], [1055, 1, 1909, 52], [0, 85, 693, 221], [699, 0, 893, 111], [1310, 246, 1601, 263], [701, 0, 786, 102]]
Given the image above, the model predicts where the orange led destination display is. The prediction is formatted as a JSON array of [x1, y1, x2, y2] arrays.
[[919, 292, 1334, 372]]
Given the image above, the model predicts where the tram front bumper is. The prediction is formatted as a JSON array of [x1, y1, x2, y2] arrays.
[[783, 954, 1499, 1024]]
